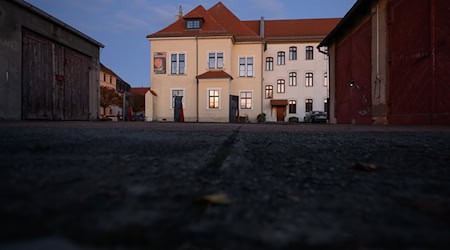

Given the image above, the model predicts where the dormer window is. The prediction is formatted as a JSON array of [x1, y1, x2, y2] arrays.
[[186, 19, 202, 29]]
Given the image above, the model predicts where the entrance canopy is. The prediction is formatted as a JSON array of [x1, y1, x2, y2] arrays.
[[271, 100, 288, 106]]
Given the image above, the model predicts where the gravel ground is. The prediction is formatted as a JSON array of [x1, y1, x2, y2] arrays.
[[0, 121, 449, 250]]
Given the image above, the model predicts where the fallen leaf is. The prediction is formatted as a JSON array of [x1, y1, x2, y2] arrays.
[[194, 192, 231, 205], [351, 162, 378, 171]]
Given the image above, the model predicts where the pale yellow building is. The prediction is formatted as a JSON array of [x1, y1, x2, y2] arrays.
[[147, 3, 264, 123]]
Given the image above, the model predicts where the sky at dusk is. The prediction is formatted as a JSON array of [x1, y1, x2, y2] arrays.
[[25, 0, 357, 87]]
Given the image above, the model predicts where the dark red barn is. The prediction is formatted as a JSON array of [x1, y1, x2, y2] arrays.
[[319, 0, 450, 125]]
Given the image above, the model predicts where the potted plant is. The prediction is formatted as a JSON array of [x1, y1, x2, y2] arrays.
[[257, 113, 266, 123]]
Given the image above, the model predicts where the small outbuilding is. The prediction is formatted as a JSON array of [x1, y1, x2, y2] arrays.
[[319, 0, 449, 125], [0, 0, 104, 120]]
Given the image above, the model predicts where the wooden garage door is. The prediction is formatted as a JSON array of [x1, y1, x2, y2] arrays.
[[335, 19, 372, 124], [22, 30, 91, 120], [22, 30, 53, 120], [435, 0, 450, 124], [388, 0, 432, 124]]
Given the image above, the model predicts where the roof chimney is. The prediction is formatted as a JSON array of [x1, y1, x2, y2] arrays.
[[176, 5, 183, 20], [260, 16, 265, 38]]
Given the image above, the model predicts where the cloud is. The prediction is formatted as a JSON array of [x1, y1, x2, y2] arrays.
[[113, 11, 150, 31]]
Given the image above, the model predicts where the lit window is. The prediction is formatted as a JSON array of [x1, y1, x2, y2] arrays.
[[277, 79, 285, 93], [306, 73, 313, 87], [265, 85, 273, 99], [239, 57, 254, 77], [289, 72, 297, 86], [208, 89, 220, 109], [324, 99, 329, 113], [289, 100, 297, 114], [266, 57, 273, 71], [305, 99, 313, 112], [324, 72, 328, 86], [306, 46, 314, 60], [289, 47, 297, 60], [277, 51, 285, 65], [240, 92, 252, 109]]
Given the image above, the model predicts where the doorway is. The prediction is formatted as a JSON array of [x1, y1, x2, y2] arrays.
[[276, 106, 286, 122]]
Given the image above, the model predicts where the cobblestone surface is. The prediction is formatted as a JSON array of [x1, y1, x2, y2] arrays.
[[0, 121, 449, 250]]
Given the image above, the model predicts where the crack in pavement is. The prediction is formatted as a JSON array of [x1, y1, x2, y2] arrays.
[[206, 125, 242, 169]]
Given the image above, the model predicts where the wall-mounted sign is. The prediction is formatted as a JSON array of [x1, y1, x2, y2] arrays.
[[154, 52, 166, 74]]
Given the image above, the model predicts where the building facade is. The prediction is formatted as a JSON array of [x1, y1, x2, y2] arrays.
[[243, 19, 339, 122], [99, 63, 131, 117], [320, 0, 450, 125], [148, 3, 339, 123]]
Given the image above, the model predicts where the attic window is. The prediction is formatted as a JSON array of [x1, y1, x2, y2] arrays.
[[186, 19, 202, 29]]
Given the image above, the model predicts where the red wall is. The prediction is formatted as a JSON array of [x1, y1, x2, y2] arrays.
[[388, 0, 450, 125], [335, 19, 372, 124]]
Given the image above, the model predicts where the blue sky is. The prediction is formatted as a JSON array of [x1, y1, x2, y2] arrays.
[[26, 0, 356, 87]]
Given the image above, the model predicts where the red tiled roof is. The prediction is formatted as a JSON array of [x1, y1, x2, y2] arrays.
[[147, 5, 229, 38], [131, 87, 157, 96], [196, 70, 233, 80], [147, 2, 260, 41], [243, 18, 341, 42], [206, 2, 260, 41], [147, 2, 339, 43]]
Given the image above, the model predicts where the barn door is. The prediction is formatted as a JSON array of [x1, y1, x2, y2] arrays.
[[22, 31, 91, 120], [64, 48, 90, 120], [335, 19, 372, 124], [22, 30, 53, 120], [388, 0, 432, 124]]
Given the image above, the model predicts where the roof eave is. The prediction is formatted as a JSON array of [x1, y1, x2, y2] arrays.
[[318, 0, 377, 48], [11, 0, 104, 48]]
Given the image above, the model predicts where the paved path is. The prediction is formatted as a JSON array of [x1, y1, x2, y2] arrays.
[[1, 122, 449, 250]]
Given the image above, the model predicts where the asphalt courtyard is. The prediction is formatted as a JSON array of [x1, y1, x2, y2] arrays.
[[0, 121, 449, 250]]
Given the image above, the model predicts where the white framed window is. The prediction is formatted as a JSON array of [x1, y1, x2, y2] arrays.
[[324, 72, 328, 87], [171, 53, 186, 75], [324, 98, 329, 113], [289, 46, 297, 60], [306, 72, 314, 87], [208, 52, 224, 69], [240, 91, 253, 109], [289, 100, 297, 114], [265, 85, 273, 99], [277, 51, 285, 65], [170, 88, 185, 109], [186, 19, 202, 29], [239, 56, 254, 77], [289, 72, 297, 86], [306, 46, 314, 60], [277, 79, 285, 93], [305, 99, 313, 112], [266, 57, 273, 71], [207, 89, 220, 109]]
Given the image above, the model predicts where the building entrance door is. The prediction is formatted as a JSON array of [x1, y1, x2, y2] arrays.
[[276, 106, 286, 122]]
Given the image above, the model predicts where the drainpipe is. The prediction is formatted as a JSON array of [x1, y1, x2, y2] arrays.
[[318, 46, 330, 122], [260, 17, 265, 115], [196, 35, 199, 122]]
